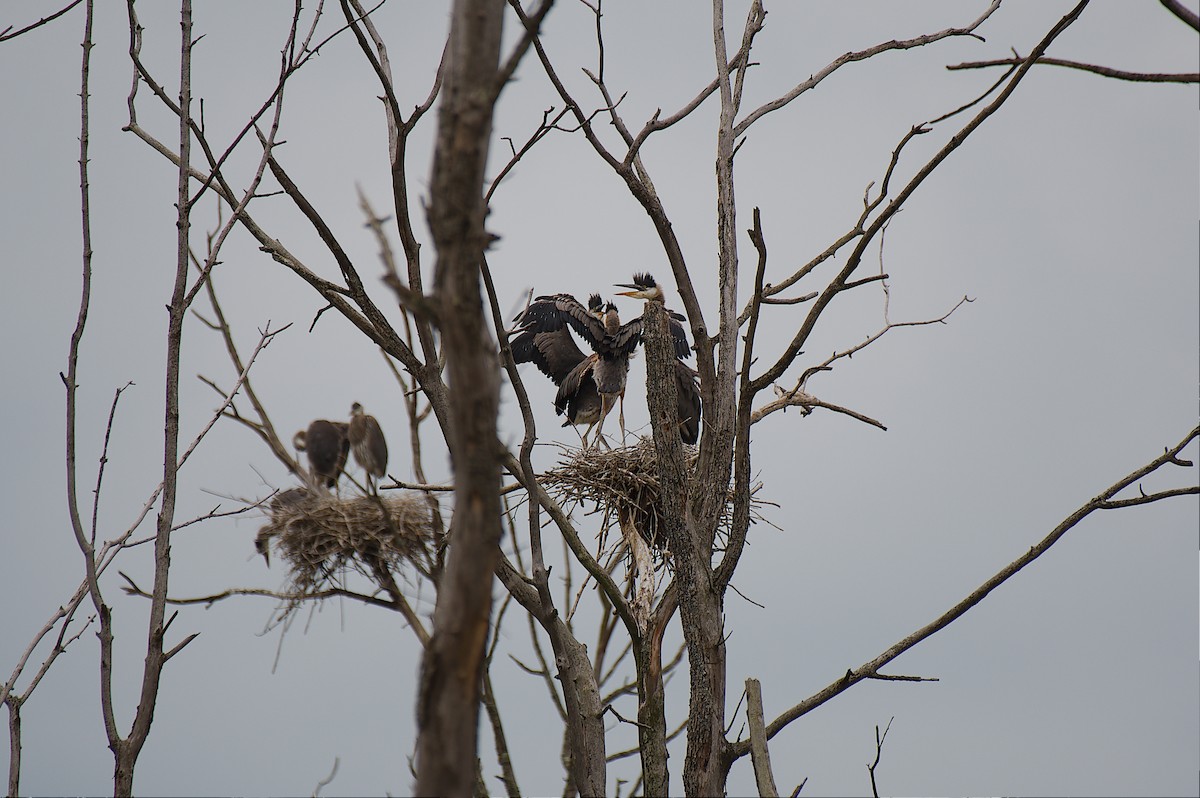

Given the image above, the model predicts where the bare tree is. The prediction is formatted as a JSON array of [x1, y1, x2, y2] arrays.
[[2, 1, 1196, 795]]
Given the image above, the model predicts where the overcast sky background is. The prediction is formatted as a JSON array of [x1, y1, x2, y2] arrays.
[[1, 1, 1197, 796]]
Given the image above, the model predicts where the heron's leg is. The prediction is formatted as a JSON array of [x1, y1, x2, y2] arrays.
[[618, 390, 627, 446], [592, 395, 613, 449]]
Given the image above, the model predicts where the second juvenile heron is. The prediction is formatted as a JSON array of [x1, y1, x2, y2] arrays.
[[510, 294, 606, 445], [348, 402, 388, 491]]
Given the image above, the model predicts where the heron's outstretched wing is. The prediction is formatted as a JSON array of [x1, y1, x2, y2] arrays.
[[666, 310, 692, 359], [612, 309, 691, 359], [515, 294, 610, 352], [511, 326, 589, 385], [556, 355, 601, 419]]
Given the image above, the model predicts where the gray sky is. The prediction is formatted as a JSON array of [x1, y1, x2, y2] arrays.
[[1, 1, 1197, 796]]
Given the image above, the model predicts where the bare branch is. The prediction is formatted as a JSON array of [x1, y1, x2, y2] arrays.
[[864, 673, 939, 683], [118, 573, 405, 613], [493, 0, 554, 100], [312, 756, 340, 798], [728, 423, 1199, 762], [948, 55, 1199, 83], [749, 1, 1091, 396], [623, 1, 764, 164], [734, 2, 1003, 137], [751, 296, 972, 427], [867, 717, 894, 798], [1099, 486, 1199, 508], [1160, 0, 1200, 30], [0, 0, 84, 43], [746, 678, 780, 798], [486, 105, 573, 203], [481, 670, 520, 798]]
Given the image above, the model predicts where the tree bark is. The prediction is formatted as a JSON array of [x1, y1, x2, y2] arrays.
[[633, 614, 670, 797], [494, 555, 607, 796], [6, 697, 20, 798], [643, 299, 730, 796], [112, 3, 194, 794], [415, 1, 505, 795], [745, 678, 780, 798]]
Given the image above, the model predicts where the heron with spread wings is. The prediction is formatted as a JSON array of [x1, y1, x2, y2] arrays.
[[510, 293, 607, 446], [511, 275, 699, 447]]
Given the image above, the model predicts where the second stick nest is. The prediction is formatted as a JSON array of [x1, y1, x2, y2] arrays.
[[256, 488, 435, 598]]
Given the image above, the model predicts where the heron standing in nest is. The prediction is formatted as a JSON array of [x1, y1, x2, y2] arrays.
[[512, 280, 694, 446], [614, 272, 702, 445], [348, 402, 388, 492], [510, 294, 606, 446], [293, 419, 350, 492]]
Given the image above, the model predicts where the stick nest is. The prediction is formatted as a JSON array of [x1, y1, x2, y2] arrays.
[[539, 437, 741, 553], [256, 488, 434, 596]]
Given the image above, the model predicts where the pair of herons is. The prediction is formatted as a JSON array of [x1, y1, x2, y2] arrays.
[[511, 273, 701, 448], [293, 403, 389, 492]]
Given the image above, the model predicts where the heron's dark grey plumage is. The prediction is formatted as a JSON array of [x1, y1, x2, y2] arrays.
[[510, 326, 604, 434], [293, 419, 350, 489], [674, 360, 702, 445], [349, 402, 388, 487], [511, 294, 607, 444]]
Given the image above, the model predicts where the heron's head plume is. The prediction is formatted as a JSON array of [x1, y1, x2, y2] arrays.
[[615, 272, 664, 301], [601, 301, 620, 334]]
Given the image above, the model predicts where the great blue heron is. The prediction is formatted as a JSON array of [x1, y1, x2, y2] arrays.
[[615, 272, 703, 445], [512, 282, 692, 446], [510, 294, 606, 445], [348, 402, 388, 490], [293, 419, 350, 491]]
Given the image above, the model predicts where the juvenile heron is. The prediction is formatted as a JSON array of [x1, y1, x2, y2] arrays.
[[348, 402, 388, 490], [615, 272, 703, 445], [292, 419, 350, 491], [510, 294, 605, 445], [513, 281, 692, 446]]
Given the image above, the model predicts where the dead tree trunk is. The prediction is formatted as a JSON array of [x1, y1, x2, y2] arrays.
[[643, 299, 731, 796], [414, 1, 505, 795], [634, 600, 673, 797]]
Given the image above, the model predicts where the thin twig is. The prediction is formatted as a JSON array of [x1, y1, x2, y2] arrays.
[[867, 717, 894, 798], [0, 0, 84, 43], [948, 56, 1198, 83]]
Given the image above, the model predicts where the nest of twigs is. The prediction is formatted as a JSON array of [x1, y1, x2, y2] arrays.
[[255, 487, 434, 596], [539, 437, 740, 555]]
